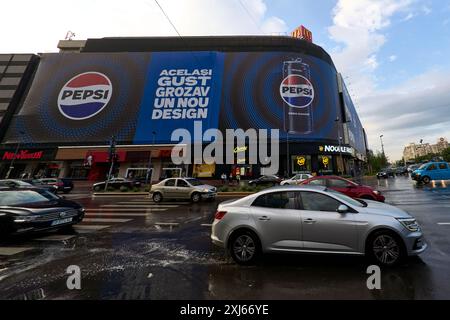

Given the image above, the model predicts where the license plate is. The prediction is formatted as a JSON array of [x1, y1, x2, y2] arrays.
[[51, 217, 73, 226]]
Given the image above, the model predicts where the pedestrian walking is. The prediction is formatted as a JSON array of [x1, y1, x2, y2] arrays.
[[221, 173, 227, 185]]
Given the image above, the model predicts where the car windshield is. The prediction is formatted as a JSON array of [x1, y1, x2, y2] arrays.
[[418, 164, 428, 170], [0, 189, 59, 206], [326, 188, 365, 208], [185, 178, 202, 186]]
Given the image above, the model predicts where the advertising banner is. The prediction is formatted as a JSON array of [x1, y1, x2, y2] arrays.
[[218, 52, 341, 141], [342, 82, 366, 156], [133, 51, 224, 144], [3, 53, 150, 144], [4, 50, 350, 148]]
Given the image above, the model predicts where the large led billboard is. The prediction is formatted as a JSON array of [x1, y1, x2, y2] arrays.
[[3, 51, 347, 146]]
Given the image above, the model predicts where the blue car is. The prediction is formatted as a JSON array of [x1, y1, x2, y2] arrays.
[[412, 162, 450, 184]]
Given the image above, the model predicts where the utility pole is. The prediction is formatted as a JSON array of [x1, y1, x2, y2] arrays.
[[104, 135, 116, 191], [5, 131, 25, 179]]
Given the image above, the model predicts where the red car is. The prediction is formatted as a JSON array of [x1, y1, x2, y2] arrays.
[[300, 175, 385, 202]]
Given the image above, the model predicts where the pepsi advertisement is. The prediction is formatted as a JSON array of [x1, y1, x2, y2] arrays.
[[134, 51, 224, 144], [218, 52, 340, 141], [4, 50, 347, 146], [3, 53, 150, 144]]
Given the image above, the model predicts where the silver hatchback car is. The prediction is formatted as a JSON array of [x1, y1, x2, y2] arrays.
[[211, 185, 426, 266]]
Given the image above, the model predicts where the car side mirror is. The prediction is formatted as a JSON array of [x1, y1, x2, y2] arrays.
[[337, 204, 349, 214]]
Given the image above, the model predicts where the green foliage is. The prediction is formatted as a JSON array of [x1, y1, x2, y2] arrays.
[[442, 147, 450, 162], [120, 186, 129, 192], [367, 150, 388, 174]]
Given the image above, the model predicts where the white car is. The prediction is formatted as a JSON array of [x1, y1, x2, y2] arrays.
[[280, 174, 313, 185]]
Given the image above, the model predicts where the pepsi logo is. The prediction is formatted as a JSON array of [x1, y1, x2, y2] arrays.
[[57, 72, 112, 120], [280, 74, 314, 108]]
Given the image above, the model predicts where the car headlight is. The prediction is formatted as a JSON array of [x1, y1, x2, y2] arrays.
[[14, 216, 38, 222], [203, 188, 210, 193], [397, 218, 420, 232]]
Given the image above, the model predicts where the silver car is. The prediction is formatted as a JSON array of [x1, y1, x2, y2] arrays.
[[151, 177, 217, 203], [211, 185, 426, 266]]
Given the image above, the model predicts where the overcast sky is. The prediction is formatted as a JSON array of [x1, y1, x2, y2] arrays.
[[1, 0, 449, 160]]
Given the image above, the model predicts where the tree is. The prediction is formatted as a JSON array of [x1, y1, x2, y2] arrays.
[[367, 149, 388, 174], [442, 147, 450, 162]]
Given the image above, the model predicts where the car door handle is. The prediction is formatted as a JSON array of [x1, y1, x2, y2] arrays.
[[304, 218, 316, 224], [258, 216, 271, 221]]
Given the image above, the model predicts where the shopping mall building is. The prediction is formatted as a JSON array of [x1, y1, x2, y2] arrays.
[[0, 36, 368, 181]]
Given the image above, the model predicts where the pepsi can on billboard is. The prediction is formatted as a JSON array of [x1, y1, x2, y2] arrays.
[[280, 58, 314, 134]]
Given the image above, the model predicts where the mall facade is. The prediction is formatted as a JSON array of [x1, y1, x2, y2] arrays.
[[0, 36, 368, 181]]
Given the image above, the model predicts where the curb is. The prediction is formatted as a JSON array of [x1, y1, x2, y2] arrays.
[[92, 192, 149, 197]]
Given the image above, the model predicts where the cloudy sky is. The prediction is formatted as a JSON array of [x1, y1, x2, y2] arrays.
[[2, 0, 450, 160]]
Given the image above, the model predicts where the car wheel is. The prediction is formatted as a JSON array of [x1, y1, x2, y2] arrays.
[[191, 192, 201, 203], [422, 176, 431, 184], [229, 230, 260, 265], [93, 185, 102, 192], [152, 192, 163, 203], [367, 231, 405, 267]]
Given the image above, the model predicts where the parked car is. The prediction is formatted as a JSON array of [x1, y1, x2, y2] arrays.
[[300, 175, 385, 202], [248, 175, 282, 187], [211, 185, 426, 266], [0, 187, 84, 236], [280, 174, 313, 186], [150, 177, 216, 203], [1, 179, 58, 194], [395, 167, 408, 176], [39, 178, 74, 194], [377, 168, 395, 179], [411, 162, 450, 184], [92, 177, 141, 191], [407, 164, 420, 173]]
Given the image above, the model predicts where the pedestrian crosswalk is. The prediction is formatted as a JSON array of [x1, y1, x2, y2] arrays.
[[0, 199, 182, 256]]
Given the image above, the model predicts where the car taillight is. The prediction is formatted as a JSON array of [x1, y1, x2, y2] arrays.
[[214, 211, 227, 220]]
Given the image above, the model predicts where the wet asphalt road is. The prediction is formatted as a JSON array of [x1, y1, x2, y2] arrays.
[[1, 176, 450, 300]]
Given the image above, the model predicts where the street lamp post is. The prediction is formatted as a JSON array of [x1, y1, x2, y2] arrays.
[[380, 134, 386, 165], [286, 132, 290, 178], [335, 118, 344, 175], [5, 131, 25, 179], [145, 131, 156, 185]]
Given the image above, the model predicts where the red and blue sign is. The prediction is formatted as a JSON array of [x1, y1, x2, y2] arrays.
[[279, 74, 314, 108], [57, 72, 112, 120]]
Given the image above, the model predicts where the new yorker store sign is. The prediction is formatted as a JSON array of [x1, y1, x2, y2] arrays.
[[0, 149, 56, 161]]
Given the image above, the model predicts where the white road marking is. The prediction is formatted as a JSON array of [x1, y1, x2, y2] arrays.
[[201, 224, 213, 227], [0, 247, 34, 256], [82, 218, 132, 223], [73, 225, 110, 230], [85, 213, 152, 217], [154, 222, 180, 226], [34, 235, 76, 241], [438, 222, 450, 225], [100, 204, 179, 208], [86, 208, 167, 212]]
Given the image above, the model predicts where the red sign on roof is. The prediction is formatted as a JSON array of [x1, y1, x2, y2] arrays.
[[291, 25, 313, 43]]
